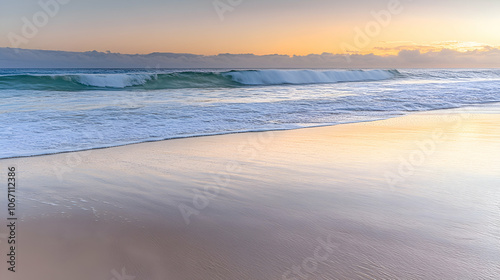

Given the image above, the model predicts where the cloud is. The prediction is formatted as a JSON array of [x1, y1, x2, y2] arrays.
[[1, 47, 500, 68], [372, 41, 496, 55]]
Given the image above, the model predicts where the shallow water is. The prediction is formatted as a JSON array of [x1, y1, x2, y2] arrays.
[[2, 112, 499, 279], [2, 68, 500, 158]]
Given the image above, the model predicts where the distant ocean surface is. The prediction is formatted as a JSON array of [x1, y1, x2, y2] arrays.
[[1, 68, 500, 158]]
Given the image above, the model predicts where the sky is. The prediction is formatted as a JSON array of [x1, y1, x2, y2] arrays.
[[1, 0, 500, 67]]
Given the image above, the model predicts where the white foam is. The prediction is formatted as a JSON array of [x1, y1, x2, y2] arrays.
[[2, 69, 500, 159], [224, 70, 395, 85], [70, 74, 155, 88]]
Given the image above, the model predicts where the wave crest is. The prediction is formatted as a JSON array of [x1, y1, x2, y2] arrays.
[[224, 69, 397, 85], [0, 69, 398, 90], [71, 74, 155, 88]]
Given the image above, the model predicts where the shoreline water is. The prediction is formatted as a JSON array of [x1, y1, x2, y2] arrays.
[[2, 102, 499, 160], [0, 117, 395, 160], [1, 106, 499, 279], [2, 68, 500, 159]]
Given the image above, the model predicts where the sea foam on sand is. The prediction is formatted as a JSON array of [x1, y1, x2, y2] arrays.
[[1, 107, 499, 280]]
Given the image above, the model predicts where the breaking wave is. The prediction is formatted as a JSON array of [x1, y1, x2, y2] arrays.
[[0, 69, 399, 90]]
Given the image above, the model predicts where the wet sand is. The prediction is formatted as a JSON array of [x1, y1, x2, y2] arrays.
[[1, 107, 499, 280]]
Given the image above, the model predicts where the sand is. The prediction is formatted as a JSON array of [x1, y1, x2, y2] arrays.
[[1, 107, 499, 280]]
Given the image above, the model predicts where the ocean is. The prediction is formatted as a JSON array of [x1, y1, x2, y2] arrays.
[[1, 68, 500, 159]]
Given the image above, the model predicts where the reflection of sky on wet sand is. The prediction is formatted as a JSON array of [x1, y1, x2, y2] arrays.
[[2, 110, 499, 279]]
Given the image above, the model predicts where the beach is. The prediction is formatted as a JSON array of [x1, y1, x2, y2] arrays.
[[2, 0, 500, 279], [1, 107, 499, 280]]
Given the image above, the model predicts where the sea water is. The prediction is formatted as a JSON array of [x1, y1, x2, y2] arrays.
[[1, 68, 499, 158]]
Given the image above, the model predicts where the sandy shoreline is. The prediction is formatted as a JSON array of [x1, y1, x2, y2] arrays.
[[1, 108, 500, 279]]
